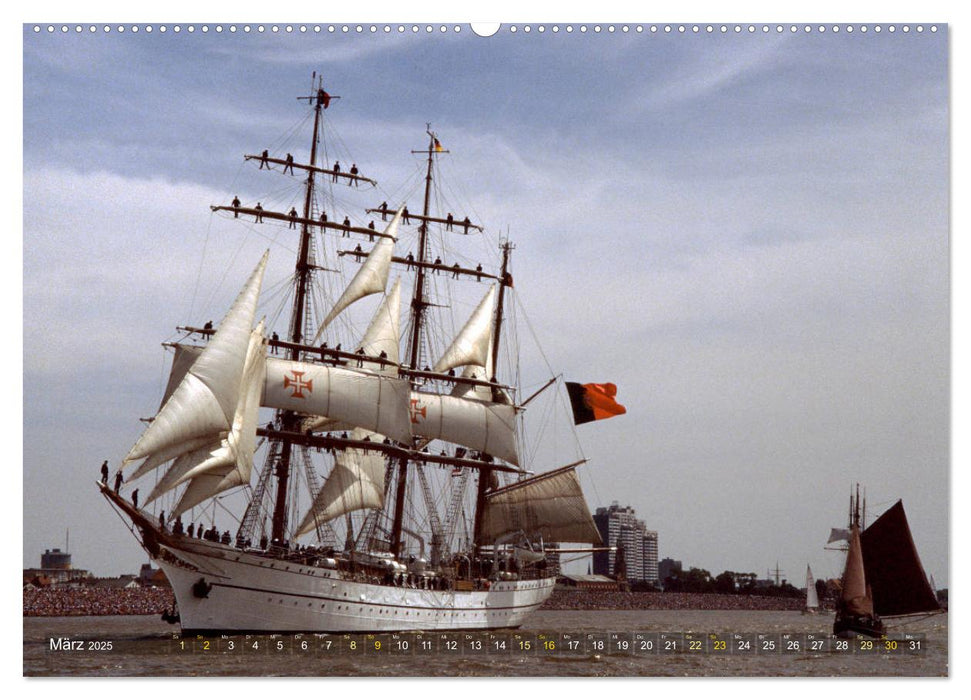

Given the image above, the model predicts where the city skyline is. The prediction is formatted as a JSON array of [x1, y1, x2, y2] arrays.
[[22, 23, 949, 588]]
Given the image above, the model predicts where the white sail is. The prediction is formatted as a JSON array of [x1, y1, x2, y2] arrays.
[[128, 434, 215, 482], [264, 359, 413, 445], [805, 565, 819, 609], [158, 344, 202, 411], [314, 210, 400, 337], [305, 279, 402, 433], [448, 350, 513, 404], [295, 427, 386, 535], [145, 441, 223, 505], [123, 252, 269, 464], [359, 277, 402, 368], [155, 305, 412, 445], [173, 322, 266, 486], [478, 466, 601, 544], [172, 464, 247, 519], [155, 325, 265, 515], [450, 364, 489, 401], [169, 324, 264, 518], [445, 296, 500, 404], [410, 392, 520, 466], [297, 284, 402, 533], [433, 285, 496, 374], [443, 303, 515, 406]]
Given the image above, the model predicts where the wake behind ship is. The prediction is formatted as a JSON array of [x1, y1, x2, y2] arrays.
[[100, 77, 624, 634]]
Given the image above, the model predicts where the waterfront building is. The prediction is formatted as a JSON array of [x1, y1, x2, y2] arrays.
[[556, 574, 621, 591], [592, 502, 659, 584], [41, 548, 71, 570], [642, 530, 659, 583], [23, 547, 90, 585], [544, 544, 562, 577]]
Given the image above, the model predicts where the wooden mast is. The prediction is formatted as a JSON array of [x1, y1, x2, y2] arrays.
[[269, 78, 328, 547], [389, 128, 443, 557]]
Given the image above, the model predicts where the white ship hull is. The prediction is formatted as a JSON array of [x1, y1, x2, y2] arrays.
[[155, 538, 555, 633]]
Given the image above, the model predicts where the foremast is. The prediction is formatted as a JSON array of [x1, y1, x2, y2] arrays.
[[270, 80, 332, 547]]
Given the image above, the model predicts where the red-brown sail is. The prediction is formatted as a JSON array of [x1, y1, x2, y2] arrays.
[[861, 500, 940, 617], [840, 524, 874, 617]]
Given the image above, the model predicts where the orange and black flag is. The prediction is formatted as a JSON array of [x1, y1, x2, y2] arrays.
[[566, 382, 627, 425], [433, 137, 444, 152]]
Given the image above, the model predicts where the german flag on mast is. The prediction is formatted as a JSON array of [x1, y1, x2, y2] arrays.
[[566, 382, 627, 425]]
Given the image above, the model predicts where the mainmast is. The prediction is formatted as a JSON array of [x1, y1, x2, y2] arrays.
[[269, 78, 331, 546], [389, 128, 444, 557]]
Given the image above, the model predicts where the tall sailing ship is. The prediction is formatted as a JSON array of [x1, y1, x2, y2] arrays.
[[831, 486, 940, 638], [99, 78, 623, 634]]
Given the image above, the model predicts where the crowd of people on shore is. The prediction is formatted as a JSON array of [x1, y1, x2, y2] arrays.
[[542, 589, 806, 612], [23, 586, 175, 617]]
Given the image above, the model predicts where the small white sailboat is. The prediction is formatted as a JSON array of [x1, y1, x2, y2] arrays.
[[802, 564, 819, 614]]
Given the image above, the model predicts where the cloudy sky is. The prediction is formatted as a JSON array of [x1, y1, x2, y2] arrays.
[[21, 21, 949, 590]]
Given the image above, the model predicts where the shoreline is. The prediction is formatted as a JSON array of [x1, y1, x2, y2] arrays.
[[542, 589, 812, 612], [24, 586, 812, 617]]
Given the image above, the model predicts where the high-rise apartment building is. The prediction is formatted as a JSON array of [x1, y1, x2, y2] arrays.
[[592, 502, 659, 584]]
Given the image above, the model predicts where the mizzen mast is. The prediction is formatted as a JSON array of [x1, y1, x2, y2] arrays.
[[473, 240, 512, 552]]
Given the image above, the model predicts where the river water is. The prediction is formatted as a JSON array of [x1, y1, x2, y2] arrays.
[[24, 609, 947, 677]]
